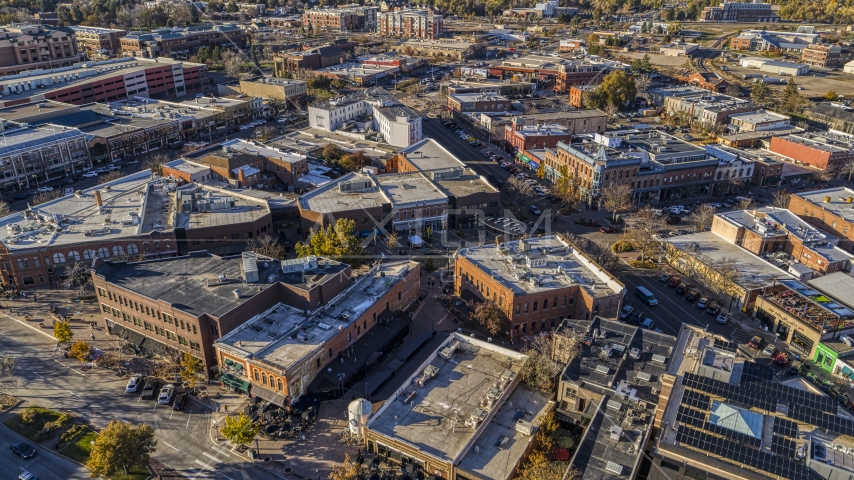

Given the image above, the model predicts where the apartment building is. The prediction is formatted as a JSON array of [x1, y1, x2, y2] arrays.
[[662, 92, 756, 127], [447, 94, 511, 113], [119, 25, 249, 59], [302, 6, 378, 33], [788, 187, 854, 251], [390, 40, 477, 60], [70, 26, 127, 58], [700, 0, 779, 22], [214, 259, 418, 403], [769, 133, 853, 172], [802, 44, 842, 68], [0, 24, 82, 76], [377, 9, 443, 40], [454, 235, 625, 339], [0, 124, 90, 195], [504, 118, 572, 152]]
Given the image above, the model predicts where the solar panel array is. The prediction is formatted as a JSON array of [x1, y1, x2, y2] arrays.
[[677, 405, 705, 428], [676, 425, 811, 478], [788, 404, 854, 436], [714, 339, 737, 353], [772, 418, 798, 438], [770, 436, 796, 458], [740, 361, 774, 383], [704, 421, 761, 448], [681, 372, 835, 413], [682, 389, 711, 410]]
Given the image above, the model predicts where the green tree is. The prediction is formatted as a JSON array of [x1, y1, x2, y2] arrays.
[[583, 88, 607, 109], [782, 79, 806, 113], [631, 54, 653, 73], [54, 320, 73, 344], [87, 420, 157, 477], [536, 163, 546, 180], [339, 151, 372, 172], [321, 144, 344, 162], [220, 413, 258, 447], [181, 353, 204, 391], [751, 82, 770, 104], [69, 340, 94, 365], [600, 70, 637, 108], [295, 218, 365, 263], [226, 1, 238, 12]]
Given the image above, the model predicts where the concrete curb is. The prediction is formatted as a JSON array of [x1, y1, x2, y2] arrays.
[[0, 309, 58, 342]]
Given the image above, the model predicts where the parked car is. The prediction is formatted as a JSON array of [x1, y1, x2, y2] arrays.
[[619, 305, 634, 320], [667, 276, 681, 288], [126, 374, 143, 393], [774, 351, 790, 366], [629, 310, 644, 326], [762, 344, 776, 356], [696, 297, 709, 309], [158, 384, 175, 405], [747, 335, 765, 349], [675, 283, 689, 295], [686, 290, 700, 302], [529, 205, 540, 215], [18, 471, 38, 480], [706, 303, 721, 315], [36, 186, 53, 192], [716, 312, 729, 324], [659, 273, 671, 282], [140, 378, 159, 400], [172, 392, 187, 411], [10, 442, 35, 459], [640, 318, 655, 330], [600, 225, 617, 233]]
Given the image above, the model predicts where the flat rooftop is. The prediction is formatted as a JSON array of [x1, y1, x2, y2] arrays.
[[270, 128, 397, 158], [96, 251, 282, 318], [430, 168, 498, 198], [216, 261, 414, 370], [717, 207, 836, 242], [777, 134, 849, 154], [377, 173, 447, 207], [0, 100, 78, 122], [809, 272, 854, 311], [298, 173, 388, 214], [665, 231, 793, 289], [458, 235, 624, 297], [449, 93, 509, 104], [368, 334, 528, 463], [174, 185, 270, 230], [400, 39, 473, 49], [795, 187, 854, 224], [486, 109, 607, 124], [729, 110, 790, 124], [398, 138, 465, 172], [619, 131, 707, 162], [164, 158, 209, 176]]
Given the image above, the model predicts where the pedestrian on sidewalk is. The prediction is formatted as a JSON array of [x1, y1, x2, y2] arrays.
[[91, 333, 95, 341]]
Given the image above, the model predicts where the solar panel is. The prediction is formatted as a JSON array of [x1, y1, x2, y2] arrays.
[[715, 339, 737, 352]]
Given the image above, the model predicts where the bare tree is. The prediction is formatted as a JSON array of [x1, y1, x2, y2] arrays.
[[504, 176, 534, 217], [32, 190, 63, 206], [222, 49, 244, 78], [601, 181, 632, 221], [64, 261, 93, 298], [519, 333, 564, 392], [142, 153, 171, 177], [603, 103, 620, 122], [246, 233, 286, 259], [839, 157, 854, 182], [709, 256, 740, 297], [470, 301, 506, 336], [551, 326, 583, 364], [635, 74, 652, 94], [621, 205, 665, 261], [0, 200, 11, 218], [0, 356, 16, 392], [771, 189, 792, 209], [736, 197, 756, 210], [98, 171, 124, 185], [689, 204, 716, 232]]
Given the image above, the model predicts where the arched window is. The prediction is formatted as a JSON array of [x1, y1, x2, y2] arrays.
[[52, 252, 66, 264], [739, 168, 744, 177], [261, 373, 267, 385], [83, 249, 96, 260], [254, 370, 260, 381], [112, 245, 125, 257], [277, 379, 283, 391], [127, 244, 139, 255], [68, 251, 81, 262], [97, 247, 110, 258]]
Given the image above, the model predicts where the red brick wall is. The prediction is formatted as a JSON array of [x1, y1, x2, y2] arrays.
[[788, 194, 854, 250], [769, 136, 833, 170]]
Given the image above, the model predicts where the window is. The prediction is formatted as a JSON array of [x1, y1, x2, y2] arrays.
[[190, 341, 200, 351], [97, 247, 110, 258], [102, 303, 111, 313], [277, 379, 283, 391], [127, 244, 139, 255], [83, 249, 95, 260], [112, 245, 125, 257], [569, 295, 574, 305], [144, 321, 153, 332], [254, 370, 260, 381], [261, 373, 267, 385], [166, 331, 177, 341], [562, 296, 566, 306], [192, 325, 197, 334], [178, 335, 188, 346], [52, 252, 65, 264], [209, 323, 218, 335], [347, 333, 351, 342], [155, 326, 164, 336], [98, 287, 107, 297], [23, 276, 34, 285], [533, 301, 537, 312], [33, 257, 40, 268]]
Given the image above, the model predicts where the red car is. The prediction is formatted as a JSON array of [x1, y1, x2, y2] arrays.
[[600, 225, 617, 233], [747, 335, 765, 349], [774, 352, 789, 366], [667, 276, 681, 288]]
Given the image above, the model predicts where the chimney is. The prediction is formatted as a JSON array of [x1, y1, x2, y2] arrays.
[[94, 190, 102, 208], [237, 167, 246, 184]]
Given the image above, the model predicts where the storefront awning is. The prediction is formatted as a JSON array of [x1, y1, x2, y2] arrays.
[[250, 384, 288, 407], [219, 373, 250, 393], [125, 330, 145, 347]]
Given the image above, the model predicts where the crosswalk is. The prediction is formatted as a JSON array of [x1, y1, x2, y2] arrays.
[[187, 444, 233, 479]]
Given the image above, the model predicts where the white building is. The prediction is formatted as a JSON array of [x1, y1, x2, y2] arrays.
[[844, 59, 854, 74], [740, 57, 810, 76], [307, 87, 422, 148], [659, 42, 700, 57]]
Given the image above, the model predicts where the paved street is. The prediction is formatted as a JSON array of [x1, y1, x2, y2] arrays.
[[0, 409, 88, 480]]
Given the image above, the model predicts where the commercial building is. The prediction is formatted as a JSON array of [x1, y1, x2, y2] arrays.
[[181, 139, 309, 189], [274, 46, 348, 74], [0, 123, 90, 195], [444, 81, 535, 97], [729, 29, 818, 53], [480, 110, 606, 141], [119, 25, 249, 59], [713, 207, 854, 275], [0, 57, 209, 107], [233, 79, 307, 102], [739, 57, 810, 76], [363, 333, 550, 480], [554, 317, 676, 479], [454, 235, 625, 339], [568, 84, 596, 108], [70, 26, 127, 58], [214, 259, 418, 402], [558, 39, 585, 52], [699, 0, 779, 22], [788, 187, 854, 251], [390, 40, 477, 60], [301, 6, 379, 33], [646, 324, 854, 480], [769, 133, 854, 173], [662, 92, 756, 127], [806, 102, 854, 135], [447, 94, 512, 114], [802, 44, 843, 68], [659, 42, 700, 57], [504, 118, 572, 152], [377, 9, 443, 40], [0, 24, 82, 76], [307, 88, 422, 148], [314, 62, 399, 87], [673, 70, 729, 92], [728, 110, 790, 132]]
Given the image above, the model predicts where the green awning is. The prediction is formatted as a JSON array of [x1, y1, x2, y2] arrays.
[[219, 373, 250, 393], [224, 358, 234, 366], [233, 363, 243, 371]]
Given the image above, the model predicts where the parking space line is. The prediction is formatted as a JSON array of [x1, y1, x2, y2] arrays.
[[202, 452, 222, 463], [186, 413, 191, 429]]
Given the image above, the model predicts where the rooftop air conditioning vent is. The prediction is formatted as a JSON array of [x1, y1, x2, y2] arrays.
[[605, 462, 623, 475], [652, 354, 667, 364], [595, 365, 610, 375], [606, 399, 622, 411], [636, 372, 652, 382]]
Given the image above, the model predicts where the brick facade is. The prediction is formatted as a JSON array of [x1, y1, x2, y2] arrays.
[[769, 135, 852, 173], [788, 194, 854, 251]]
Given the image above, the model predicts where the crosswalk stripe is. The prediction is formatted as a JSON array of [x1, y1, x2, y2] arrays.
[[202, 452, 222, 463], [195, 459, 215, 471]]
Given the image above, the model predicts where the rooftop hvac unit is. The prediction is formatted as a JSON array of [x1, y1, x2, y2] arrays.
[[595, 365, 610, 374], [317, 322, 332, 330], [515, 420, 534, 436], [439, 340, 460, 360], [652, 354, 667, 364], [636, 372, 652, 382], [605, 462, 624, 476], [607, 399, 622, 411], [242, 252, 259, 283]]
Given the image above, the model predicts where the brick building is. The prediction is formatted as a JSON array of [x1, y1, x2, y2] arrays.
[[454, 235, 625, 340], [768, 134, 853, 173], [119, 25, 249, 59], [302, 6, 378, 33], [70, 26, 127, 58], [673, 70, 729, 92], [788, 187, 854, 251], [93, 252, 355, 380], [479, 110, 607, 142], [568, 85, 596, 108], [0, 24, 82, 76], [801, 44, 842, 68], [213, 260, 419, 403], [181, 139, 309, 189], [273, 46, 348, 75], [377, 9, 443, 40], [504, 117, 572, 152], [447, 93, 511, 113]]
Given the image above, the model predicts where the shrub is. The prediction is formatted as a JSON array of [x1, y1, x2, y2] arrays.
[[58, 424, 88, 449], [20, 408, 42, 425], [611, 241, 634, 253], [629, 259, 656, 269], [559, 207, 573, 216]]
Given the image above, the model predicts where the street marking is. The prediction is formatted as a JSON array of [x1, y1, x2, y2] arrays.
[[170, 409, 174, 420], [195, 459, 215, 470], [202, 452, 222, 463], [186, 413, 191, 429], [33, 372, 44, 379], [162, 441, 179, 451], [211, 446, 231, 457]]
